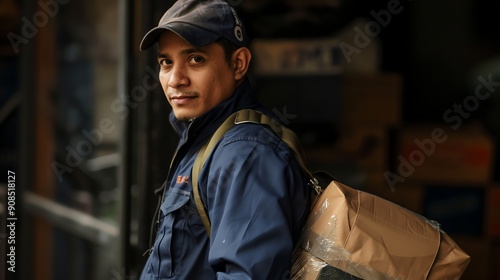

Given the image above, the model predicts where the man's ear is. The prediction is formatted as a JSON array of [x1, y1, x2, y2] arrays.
[[232, 47, 251, 81]]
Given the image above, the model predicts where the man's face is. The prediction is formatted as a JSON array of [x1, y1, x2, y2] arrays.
[[157, 31, 237, 121]]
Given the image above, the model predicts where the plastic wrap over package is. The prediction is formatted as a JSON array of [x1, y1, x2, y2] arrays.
[[291, 181, 471, 280]]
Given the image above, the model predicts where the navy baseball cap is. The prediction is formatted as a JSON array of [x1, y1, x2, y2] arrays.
[[140, 0, 249, 51]]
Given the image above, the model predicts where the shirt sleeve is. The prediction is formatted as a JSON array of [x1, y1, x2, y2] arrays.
[[201, 131, 309, 280]]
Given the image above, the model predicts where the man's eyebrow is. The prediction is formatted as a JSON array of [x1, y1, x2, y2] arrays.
[[180, 46, 209, 55], [158, 46, 209, 59], [157, 53, 169, 60]]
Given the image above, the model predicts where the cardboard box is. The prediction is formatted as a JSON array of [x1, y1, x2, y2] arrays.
[[395, 123, 495, 184], [365, 183, 425, 214], [254, 75, 342, 127], [423, 185, 500, 238], [292, 181, 470, 280], [336, 125, 389, 171], [423, 186, 485, 236], [251, 38, 342, 76], [342, 73, 403, 127], [292, 250, 365, 280], [291, 250, 323, 280], [304, 124, 390, 189]]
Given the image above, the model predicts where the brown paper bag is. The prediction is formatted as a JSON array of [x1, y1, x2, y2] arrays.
[[292, 181, 470, 280]]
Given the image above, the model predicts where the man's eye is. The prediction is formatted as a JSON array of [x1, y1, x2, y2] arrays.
[[190, 56, 204, 63], [159, 59, 171, 66]]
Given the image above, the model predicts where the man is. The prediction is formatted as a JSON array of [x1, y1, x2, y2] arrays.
[[139, 0, 310, 279]]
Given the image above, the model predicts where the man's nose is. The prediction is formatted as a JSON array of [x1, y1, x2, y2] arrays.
[[168, 65, 189, 88]]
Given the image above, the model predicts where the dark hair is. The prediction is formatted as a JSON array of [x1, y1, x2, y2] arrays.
[[215, 38, 240, 66]]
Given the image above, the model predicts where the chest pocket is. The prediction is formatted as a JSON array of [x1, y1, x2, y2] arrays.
[[160, 187, 191, 214], [150, 187, 191, 279]]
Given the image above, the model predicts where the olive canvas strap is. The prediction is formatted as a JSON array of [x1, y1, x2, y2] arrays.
[[191, 109, 322, 237]]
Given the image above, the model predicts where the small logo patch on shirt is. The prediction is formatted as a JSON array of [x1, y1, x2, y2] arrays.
[[176, 175, 189, 184]]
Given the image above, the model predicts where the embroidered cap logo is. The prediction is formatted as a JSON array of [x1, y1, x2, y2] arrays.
[[230, 7, 244, 42]]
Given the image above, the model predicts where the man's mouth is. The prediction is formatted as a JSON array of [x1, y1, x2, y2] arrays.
[[170, 95, 196, 105]]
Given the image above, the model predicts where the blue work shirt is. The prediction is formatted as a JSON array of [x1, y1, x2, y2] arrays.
[[140, 80, 311, 279]]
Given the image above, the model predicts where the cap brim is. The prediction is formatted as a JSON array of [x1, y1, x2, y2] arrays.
[[139, 22, 221, 51]]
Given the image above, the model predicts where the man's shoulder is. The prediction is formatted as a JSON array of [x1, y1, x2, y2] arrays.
[[212, 121, 301, 165], [219, 121, 282, 148]]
